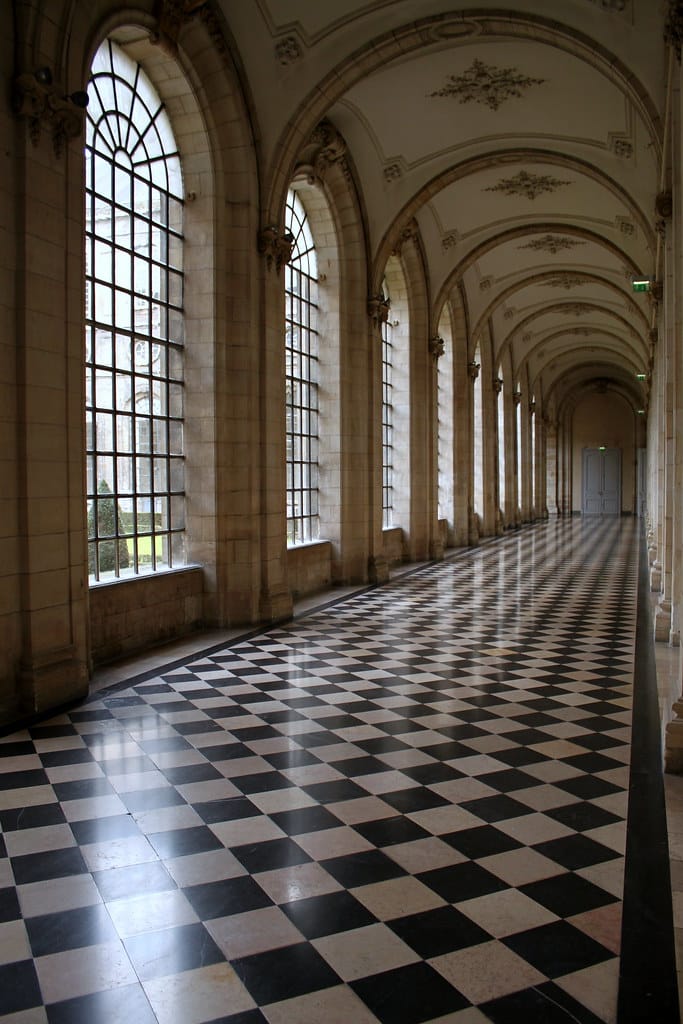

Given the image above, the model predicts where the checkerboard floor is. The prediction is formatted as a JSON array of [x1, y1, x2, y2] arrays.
[[0, 517, 656, 1022]]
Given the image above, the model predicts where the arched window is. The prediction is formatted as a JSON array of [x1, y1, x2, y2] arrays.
[[285, 190, 319, 545], [85, 39, 185, 580], [381, 279, 394, 528], [497, 369, 506, 515], [473, 343, 483, 518]]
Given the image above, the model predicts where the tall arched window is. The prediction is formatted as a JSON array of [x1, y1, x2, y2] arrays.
[[381, 279, 394, 528], [285, 190, 319, 545], [497, 370, 506, 516], [473, 343, 483, 518], [85, 40, 185, 581]]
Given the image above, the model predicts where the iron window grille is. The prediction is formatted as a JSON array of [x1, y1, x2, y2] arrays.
[[285, 191, 320, 546], [85, 39, 185, 581]]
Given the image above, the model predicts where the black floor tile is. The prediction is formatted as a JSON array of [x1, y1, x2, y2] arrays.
[[281, 889, 376, 938], [232, 942, 340, 1004], [183, 876, 273, 920], [46, 982, 158, 1024], [321, 849, 407, 888], [418, 861, 509, 902], [504, 919, 614, 978], [0, 959, 42, 1015], [388, 904, 491, 957], [26, 903, 119, 956], [351, 961, 469, 1023]]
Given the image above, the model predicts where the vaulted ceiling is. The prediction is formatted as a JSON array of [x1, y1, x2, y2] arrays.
[[221, 0, 668, 417]]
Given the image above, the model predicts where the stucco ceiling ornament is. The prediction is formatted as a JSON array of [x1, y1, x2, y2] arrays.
[[541, 274, 585, 289], [609, 135, 633, 158], [442, 232, 459, 250], [276, 36, 302, 65], [384, 163, 402, 182], [428, 58, 544, 111], [484, 170, 571, 200], [519, 235, 585, 255]]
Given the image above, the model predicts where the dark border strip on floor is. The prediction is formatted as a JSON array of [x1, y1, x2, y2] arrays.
[[617, 528, 680, 1022]]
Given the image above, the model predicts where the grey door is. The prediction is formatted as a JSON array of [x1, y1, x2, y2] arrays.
[[583, 448, 621, 515]]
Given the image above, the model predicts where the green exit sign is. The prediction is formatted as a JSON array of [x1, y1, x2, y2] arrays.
[[632, 280, 650, 292]]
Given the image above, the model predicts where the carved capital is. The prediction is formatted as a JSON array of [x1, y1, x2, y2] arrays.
[[392, 219, 419, 256], [257, 225, 294, 273], [429, 335, 445, 361], [151, 0, 208, 57], [368, 294, 391, 328], [492, 377, 503, 394], [529, 401, 536, 414], [297, 119, 349, 182], [13, 69, 88, 156], [467, 361, 480, 381], [513, 390, 522, 406]]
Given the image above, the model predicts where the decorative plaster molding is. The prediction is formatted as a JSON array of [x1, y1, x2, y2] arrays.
[[570, 327, 595, 336], [275, 36, 302, 65], [541, 273, 585, 289], [428, 58, 544, 111], [151, 0, 208, 57], [503, 308, 515, 320], [257, 225, 294, 273], [368, 294, 391, 327], [562, 303, 593, 316], [442, 231, 459, 250], [518, 235, 585, 255], [484, 170, 571, 200], [383, 163, 402, 182], [12, 69, 88, 156], [479, 276, 493, 291], [467, 361, 480, 381], [429, 336, 445, 361]]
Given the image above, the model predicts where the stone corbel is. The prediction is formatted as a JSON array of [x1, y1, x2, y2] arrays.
[[529, 401, 536, 414], [467, 361, 480, 381], [257, 226, 294, 273], [492, 377, 503, 394], [429, 335, 445, 361], [512, 390, 522, 406], [368, 294, 391, 328], [151, 0, 208, 57], [13, 69, 88, 156]]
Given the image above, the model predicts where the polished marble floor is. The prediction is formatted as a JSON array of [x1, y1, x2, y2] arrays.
[[0, 517, 678, 1023]]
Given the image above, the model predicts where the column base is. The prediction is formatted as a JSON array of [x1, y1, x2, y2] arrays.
[[368, 555, 389, 584], [665, 700, 683, 773], [20, 646, 88, 716], [259, 584, 293, 623], [654, 599, 672, 642]]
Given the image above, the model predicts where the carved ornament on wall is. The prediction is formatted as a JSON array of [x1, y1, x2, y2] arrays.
[[13, 68, 88, 156], [257, 225, 294, 273], [368, 295, 391, 328], [518, 235, 585, 255], [442, 231, 459, 250], [428, 58, 544, 111], [467, 361, 480, 381], [484, 170, 571, 200], [392, 220, 419, 256], [151, 0, 208, 57], [297, 119, 350, 183], [493, 377, 503, 394], [429, 336, 445, 361]]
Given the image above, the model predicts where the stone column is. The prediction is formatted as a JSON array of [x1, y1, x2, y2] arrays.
[[256, 226, 293, 621], [10, 68, 90, 715]]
